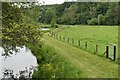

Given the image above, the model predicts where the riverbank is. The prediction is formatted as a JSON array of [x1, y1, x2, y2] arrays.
[[31, 34, 118, 78], [30, 44, 86, 78]]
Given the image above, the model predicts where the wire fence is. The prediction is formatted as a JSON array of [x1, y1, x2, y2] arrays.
[[49, 32, 118, 61]]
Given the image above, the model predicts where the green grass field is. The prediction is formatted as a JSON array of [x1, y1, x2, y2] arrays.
[[42, 34, 118, 78], [32, 25, 118, 78], [31, 44, 86, 78], [53, 25, 118, 60]]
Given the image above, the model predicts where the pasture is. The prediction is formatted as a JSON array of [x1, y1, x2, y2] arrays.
[[32, 25, 118, 78], [43, 34, 118, 78], [52, 25, 118, 60]]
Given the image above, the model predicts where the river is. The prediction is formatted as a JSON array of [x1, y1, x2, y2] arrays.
[[40, 28, 50, 31], [0, 46, 37, 79]]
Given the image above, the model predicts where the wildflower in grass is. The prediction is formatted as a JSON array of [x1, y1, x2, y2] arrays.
[[46, 63, 51, 67], [46, 63, 52, 71], [51, 74, 56, 78], [43, 64, 45, 67]]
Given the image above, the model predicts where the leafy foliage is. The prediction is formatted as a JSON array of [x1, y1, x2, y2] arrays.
[[1, 2, 43, 57], [50, 19, 58, 28], [44, 8, 56, 24], [39, 2, 118, 25], [98, 14, 104, 25], [87, 18, 98, 25]]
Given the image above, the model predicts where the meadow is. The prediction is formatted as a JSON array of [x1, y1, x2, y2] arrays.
[[53, 25, 118, 60], [31, 25, 118, 78], [2, 2, 119, 79]]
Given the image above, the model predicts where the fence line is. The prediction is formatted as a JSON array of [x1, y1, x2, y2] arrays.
[[50, 33, 117, 61]]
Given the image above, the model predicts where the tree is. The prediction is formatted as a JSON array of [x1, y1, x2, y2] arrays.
[[38, 2, 118, 25], [60, 3, 77, 25], [95, 3, 109, 16], [44, 8, 56, 24], [87, 18, 98, 25], [39, 7, 46, 23], [76, 13, 89, 24], [104, 3, 118, 25], [1, 2, 43, 57], [98, 14, 104, 25], [50, 18, 58, 28], [55, 2, 71, 17]]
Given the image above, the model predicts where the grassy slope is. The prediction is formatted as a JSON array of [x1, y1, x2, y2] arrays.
[[44, 34, 118, 78]]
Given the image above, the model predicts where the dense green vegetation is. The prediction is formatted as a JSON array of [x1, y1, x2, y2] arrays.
[[30, 44, 86, 78], [1, 2, 43, 57], [1, 2, 119, 79], [41, 35, 118, 78], [39, 2, 118, 25], [30, 25, 118, 78]]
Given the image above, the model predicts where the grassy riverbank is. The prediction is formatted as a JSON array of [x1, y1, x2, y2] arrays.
[[30, 44, 86, 78], [30, 34, 118, 78]]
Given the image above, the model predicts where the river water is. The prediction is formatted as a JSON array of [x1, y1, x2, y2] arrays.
[[40, 28, 50, 31], [0, 46, 37, 78]]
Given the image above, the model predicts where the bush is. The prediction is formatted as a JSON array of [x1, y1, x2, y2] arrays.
[[51, 19, 59, 28], [87, 18, 98, 25], [98, 14, 105, 25], [54, 24, 59, 28], [31, 45, 84, 78]]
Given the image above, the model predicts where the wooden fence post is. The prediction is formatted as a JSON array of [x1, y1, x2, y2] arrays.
[[52, 31, 53, 36], [67, 37, 69, 43], [57, 35, 59, 40], [61, 36, 63, 41], [59, 35, 61, 40], [113, 46, 116, 61], [57, 35, 58, 39], [62, 36, 64, 41], [64, 36, 66, 41], [78, 40, 80, 47], [56, 34, 57, 39], [72, 39, 74, 45], [63, 36, 65, 41], [54, 34, 55, 38], [55, 34, 57, 39], [106, 46, 109, 58], [85, 42, 87, 50], [96, 45, 98, 53], [55, 34, 56, 38]]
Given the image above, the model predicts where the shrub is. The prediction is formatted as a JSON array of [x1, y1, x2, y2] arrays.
[[50, 19, 59, 28], [87, 18, 98, 25], [98, 14, 105, 25], [31, 45, 84, 78]]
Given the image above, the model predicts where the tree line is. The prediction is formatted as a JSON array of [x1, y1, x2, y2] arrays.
[[39, 2, 119, 25]]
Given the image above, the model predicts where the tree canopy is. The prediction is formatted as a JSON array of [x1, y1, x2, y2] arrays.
[[1, 2, 43, 57], [39, 2, 119, 25]]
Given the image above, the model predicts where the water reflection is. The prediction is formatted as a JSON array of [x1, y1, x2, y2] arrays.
[[0, 46, 37, 78], [0, 48, 2, 78], [40, 28, 50, 31], [2, 65, 37, 79]]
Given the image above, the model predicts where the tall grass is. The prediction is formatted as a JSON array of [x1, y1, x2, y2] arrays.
[[29, 45, 86, 78]]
